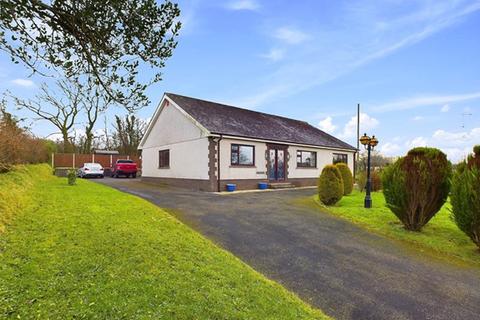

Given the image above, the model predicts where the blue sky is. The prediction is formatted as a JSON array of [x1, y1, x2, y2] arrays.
[[1, 0, 479, 162]]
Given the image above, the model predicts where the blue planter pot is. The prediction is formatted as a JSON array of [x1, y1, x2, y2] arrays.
[[258, 182, 268, 190], [226, 184, 236, 192]]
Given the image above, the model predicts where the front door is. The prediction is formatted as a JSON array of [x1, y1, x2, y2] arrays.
[[268, 146, 286, 181]]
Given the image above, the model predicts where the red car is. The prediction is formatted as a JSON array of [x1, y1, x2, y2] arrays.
[[112, 159, 138, 178]]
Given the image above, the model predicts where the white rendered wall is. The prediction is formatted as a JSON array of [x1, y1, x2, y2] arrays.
[[288, 146, 355, 178], [142, 138, 209, 179], [141, 101, 209, 179], [219, 138, 268, 180]]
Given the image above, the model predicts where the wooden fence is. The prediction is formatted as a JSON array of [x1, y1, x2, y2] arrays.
[[52, 153, 142, 169]]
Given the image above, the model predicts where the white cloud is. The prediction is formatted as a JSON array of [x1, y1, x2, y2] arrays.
[[441, 104, 450, 112], [405, 136, 427, 149], [236, 1, 480, 107], [11, 78, 34, 87], [412, 115, 424, 121], [226, 0, 259, 11], [318, 116, 336, 134], [260, 48, 285, 62], [379, 142, 401, 156], [433, 127, 480, 144], [341, 112, 379, 139], [274, 27, 310, 45], [373, 92, 480, 112]]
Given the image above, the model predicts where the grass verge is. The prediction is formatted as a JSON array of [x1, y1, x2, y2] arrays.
[[0, 165, 328, 319], [0, 164, 51, 233], [313, 190, 480, 267]]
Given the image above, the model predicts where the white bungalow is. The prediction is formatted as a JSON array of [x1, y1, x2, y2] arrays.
[[139, 93, 356, 191]]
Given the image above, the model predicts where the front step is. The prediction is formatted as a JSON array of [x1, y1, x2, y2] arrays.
[[268, 182, 296, 189]]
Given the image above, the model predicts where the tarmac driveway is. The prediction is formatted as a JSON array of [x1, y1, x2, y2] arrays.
[[96, 178, 480, 320]]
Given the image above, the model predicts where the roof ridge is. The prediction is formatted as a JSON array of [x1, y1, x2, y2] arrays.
[[165, 92, 310, 125]]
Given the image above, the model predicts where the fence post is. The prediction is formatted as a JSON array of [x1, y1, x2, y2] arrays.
[[110, 155, 112, 167], [73, 153, 76, 168], [127, 155, 130, 160], [92, 153, 95, 163], [51, 153, 54, 168]]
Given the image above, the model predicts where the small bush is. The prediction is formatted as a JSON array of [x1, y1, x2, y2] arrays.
[[318, 165, 343, 205], [356, 171, 366, 192], [356, 170, 381, 192], [67, 169, 77, 185], [382, 147, 451, 231], [335, 163, 353, 195], [371, 170, 382, 191]]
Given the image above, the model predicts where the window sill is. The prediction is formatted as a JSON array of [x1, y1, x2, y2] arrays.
[[158, 166, 170, 169], [296, 166, 317, 169], [230, 165, 256, 168]]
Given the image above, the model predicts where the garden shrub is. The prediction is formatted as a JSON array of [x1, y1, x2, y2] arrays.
[[451, 168, 480, 249], [67, 169, 77, 185], [451, 146, 480, 249], [382, 147, 451, 231], [318, 165, 343, 205], [356, 171, 366, 192], [356, 170, 381, 192], [335, 163, 353, 195], [371, 170, 382, 191]]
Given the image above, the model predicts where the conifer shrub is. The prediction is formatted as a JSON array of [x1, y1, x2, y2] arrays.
[[335, 163, 353, 195], [451, 146, 480, 249], [318, 165, 344, 205], [67, 169, 77, 186], [382, 147, 451, 231]]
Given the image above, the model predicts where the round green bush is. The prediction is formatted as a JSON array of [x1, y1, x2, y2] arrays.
[[382, 147, 451, 231], [451, 167, 480, 249], [335, 163, 353, 195], [318, 165, 343, 205]]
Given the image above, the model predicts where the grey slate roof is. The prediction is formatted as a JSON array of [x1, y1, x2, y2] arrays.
[[166, 93, 356, 151]]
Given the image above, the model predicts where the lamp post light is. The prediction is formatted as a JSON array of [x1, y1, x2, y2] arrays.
[[359, 133, 379, 208]]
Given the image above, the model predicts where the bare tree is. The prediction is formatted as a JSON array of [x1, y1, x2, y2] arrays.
[[112, 114, 146, 155], [13, 80, 81, 152], [78, 82, 111, 153]]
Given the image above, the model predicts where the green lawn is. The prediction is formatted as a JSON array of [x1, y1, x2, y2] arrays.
[[0, 165, 328, 319], [313, 190, 480, 266]]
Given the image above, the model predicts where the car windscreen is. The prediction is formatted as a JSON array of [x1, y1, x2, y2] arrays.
[[85, 163, 102, 168], [117, 160, 133, 163]]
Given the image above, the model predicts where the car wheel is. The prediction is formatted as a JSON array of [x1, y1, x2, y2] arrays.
[[132, 173, 137, 178]]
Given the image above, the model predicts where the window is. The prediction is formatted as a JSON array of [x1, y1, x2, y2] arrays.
[[297, 150, 317, 168], [158, 149, 170, 168], [231, 144, 255, 166], [117, 159, 133, 163], [333, 153, 348, 164]]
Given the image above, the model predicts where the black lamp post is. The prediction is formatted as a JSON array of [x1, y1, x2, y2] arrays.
[[359, 133, 379, 208]]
